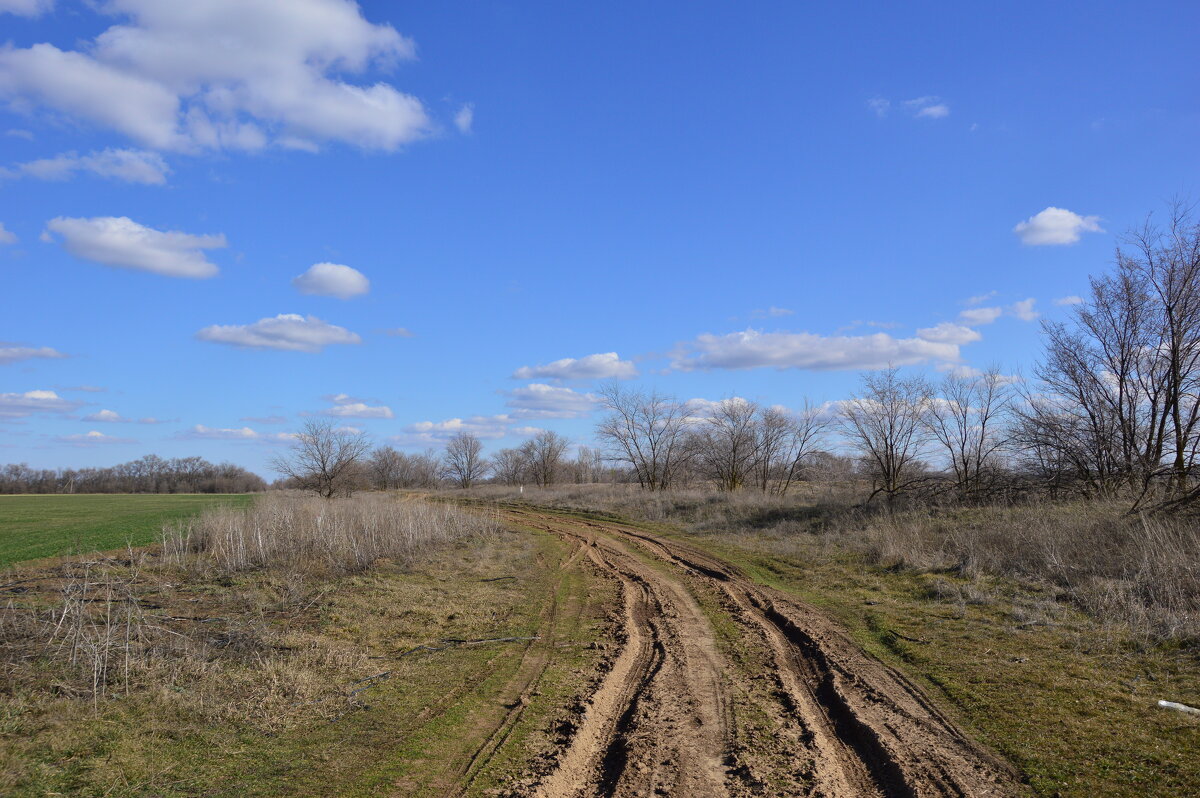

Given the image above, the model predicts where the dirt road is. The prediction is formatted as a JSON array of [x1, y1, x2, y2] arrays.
[[498, 506, 1019, 798]]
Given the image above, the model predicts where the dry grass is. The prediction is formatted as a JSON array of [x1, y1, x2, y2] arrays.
[[0, 493, 501, 730]]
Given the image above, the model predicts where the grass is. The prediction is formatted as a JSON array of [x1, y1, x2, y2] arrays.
[[0, 494, 616, 796], [0, 493, 254, 567], [469, 486, 1200, 798]]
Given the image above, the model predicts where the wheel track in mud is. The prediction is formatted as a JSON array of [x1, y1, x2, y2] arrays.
[[499, 507, 1020, 798]]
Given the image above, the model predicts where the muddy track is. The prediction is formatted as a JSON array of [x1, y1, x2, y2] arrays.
[[500, 507, 1020, 798]]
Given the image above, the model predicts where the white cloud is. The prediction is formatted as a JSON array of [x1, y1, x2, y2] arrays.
[[323, 394, 393, 419], [1014, 207, 1103, 245], [958, 306, 1003, 326], [44, 216, 225, 278], [670, 328, 964, 372], [0, 222, 16, 244], [964, 291, 996, 306], [0, 345, 66, 365], [6, 128, 33, 139], [1010, 298, 1039, 321], [904, 96, 950, 119], [0, 0, 54, 17], [292, 262, 369, 299], [56, 430, 134, 446], [512, 352, 638, 381], [750, 306, 794, 319], [11, 148, 169, 184], [0, 389, 81, 418], [915, 322, 982, 346], [454, 103, 474, 134], [179, 424, 294, 442], [196, 313, 362, 352], [83, 409, 124, 422], [0, 1, 432, 152], [399, 414, 516, 444], [380, 327, 415, 338], [505, 384, 600, 419], [867, 97, 890, 117], [1054, 295, 1084, 306]]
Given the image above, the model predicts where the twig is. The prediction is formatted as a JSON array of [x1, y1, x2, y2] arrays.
[[479, 576, 517, 582]]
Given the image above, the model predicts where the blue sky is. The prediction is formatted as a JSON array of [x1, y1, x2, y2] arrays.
[[1, 0, 1197, 475]]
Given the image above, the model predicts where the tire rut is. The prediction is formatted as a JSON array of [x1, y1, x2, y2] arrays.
[[502, 507, 1020, 798]]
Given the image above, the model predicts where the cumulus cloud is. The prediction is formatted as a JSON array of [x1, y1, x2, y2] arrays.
[[505, 384, 600, 419], [292, 262, 369, 299], [454, 103, 473, 134], [0, 389, 81, 418], [179, 424, 294, 442], [7, 148, 169, 184], [0, 222, 16, 244], [1055, 295, 1084, 306], [195, 313, 361, 352], [56, 430, 134, 446], [0, 0, 54, 17], [958, 306, 1003, 326], [670, 328, 963, 372], [512, 352, 638, 381], [322, 394, 393, 419], [0, 345, 66, 365], [915, 322, 982, 346], [44, 216, 225, 278], [0, 0, 432, 152], [1014, 207, 1103, 245], [915, 103, 950, 119], [1009, 298, 1039, 321], [83, 409, 124, 422], [399, 414, 516, 444]]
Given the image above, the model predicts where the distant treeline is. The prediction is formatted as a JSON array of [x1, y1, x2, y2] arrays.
[[0, 455, 267, 495]]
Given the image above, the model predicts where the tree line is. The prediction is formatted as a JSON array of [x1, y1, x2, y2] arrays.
[[273, 205, 1200, 512], [0, 455, 267, 495]]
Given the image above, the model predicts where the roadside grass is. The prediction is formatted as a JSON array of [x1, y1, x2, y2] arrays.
[[0, 500, 614, 797], [484, 495, 1200, 798], [0, 493, 254, 567]]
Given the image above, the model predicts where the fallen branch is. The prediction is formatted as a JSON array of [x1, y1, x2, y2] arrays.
[[397, 635, 539, 658], [480, 576, 517, 583], [1158, 700, 1200, 716], [886, 629, 930, 645]]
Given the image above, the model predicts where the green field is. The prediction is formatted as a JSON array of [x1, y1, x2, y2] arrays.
[[0, 494, 255, 567]]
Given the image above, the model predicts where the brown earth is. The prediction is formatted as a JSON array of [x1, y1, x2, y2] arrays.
[[497, 506, 1021, 798]]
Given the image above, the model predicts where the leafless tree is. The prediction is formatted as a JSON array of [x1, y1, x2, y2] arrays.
[[442, 432, 489, 489], [839, 368, 933, 502], [368, 446, 406, 490], [490, 447, 528, 486], [924, 368, 1012, 498], [270, 419, 372, 499], [690, 397, 761, 491], [521, 430, 570, 487], [595, 383, 691, 490], [771, 401, 834, 495]]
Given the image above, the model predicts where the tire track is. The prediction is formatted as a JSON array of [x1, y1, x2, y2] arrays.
[[501, 507, 1020, 798]]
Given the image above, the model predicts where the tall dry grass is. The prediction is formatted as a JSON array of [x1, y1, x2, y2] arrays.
[[2, 493, 500, 719], [163, 492, 500, 574]]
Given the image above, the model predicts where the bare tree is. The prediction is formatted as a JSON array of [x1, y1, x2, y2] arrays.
[[271, 419, 372, 499], [368, 446, 406, 490], [839, 368, 932, 502], [925, 368, 1012, 498], [442, 432, 489, 489], [772, 401, 833, 495], [595, 383, 690, 491], [690, 397, 761, 491], [521, 430, 570, 487], [491, 447, 529, 486]]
